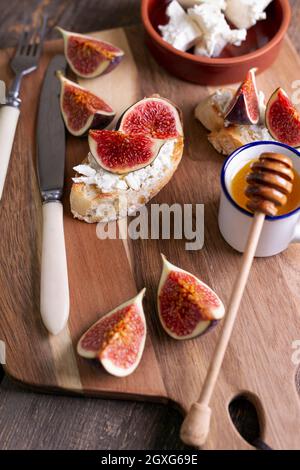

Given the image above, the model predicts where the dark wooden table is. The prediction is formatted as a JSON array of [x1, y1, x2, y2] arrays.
[[0, 0, 299, 450]]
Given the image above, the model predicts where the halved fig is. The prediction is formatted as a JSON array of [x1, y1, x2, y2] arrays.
[[266, 88, 300, 148], [117, 96, 183, 139], [58, 73, 115, 136], [77, 289, 147, 377], [157, 255, 225, 340], [57, 27, 124, 78], [88, 129, 164, 174], [225, 68, 260, 125]]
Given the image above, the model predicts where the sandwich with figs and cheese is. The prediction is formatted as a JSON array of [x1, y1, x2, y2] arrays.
[[70, 96, 184, 223], [195, 68, 272, 156]]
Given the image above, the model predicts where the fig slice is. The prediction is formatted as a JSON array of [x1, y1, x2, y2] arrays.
[[157, 255, 225, 340], [88, 129, 164, 174], [117, 96, 183, 139], [224, 68, 260, 125], [57, 27, 124, 78], [77, 289, 147, 377], [58, 73, 115, 136], [266, 88, 300, 148]]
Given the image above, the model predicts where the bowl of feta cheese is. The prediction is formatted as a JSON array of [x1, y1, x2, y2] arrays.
[[141, 0, 291, 85]]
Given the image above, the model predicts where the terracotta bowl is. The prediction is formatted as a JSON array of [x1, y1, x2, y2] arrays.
[[141, 0, 291, 85]]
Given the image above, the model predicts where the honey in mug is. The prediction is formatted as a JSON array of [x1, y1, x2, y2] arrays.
[[231, 160, 300, 216]]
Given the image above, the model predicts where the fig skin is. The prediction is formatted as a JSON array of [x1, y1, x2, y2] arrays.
[[57, 27, 124, 79], [157, 255, 225, 341], [265, 87, 300, 148], [77, 289, 147, 377], [224, 68, 260, 126], [57, 72, 115, 137]]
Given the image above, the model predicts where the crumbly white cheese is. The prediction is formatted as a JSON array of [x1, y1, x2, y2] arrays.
[[212, 88, 235, 114], [225, 0, 272, 30], [158, 1, 201, 52], [179, 0, 226, 8], [246, 124, 272, 141], [188, 4, 246, 57], [73, 140, 175, 193]]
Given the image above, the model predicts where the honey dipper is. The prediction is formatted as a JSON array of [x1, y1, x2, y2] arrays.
[[180, 152, 294, 448]]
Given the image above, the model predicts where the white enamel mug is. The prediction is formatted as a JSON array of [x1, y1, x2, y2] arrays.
[[218, 141, 300, 257]]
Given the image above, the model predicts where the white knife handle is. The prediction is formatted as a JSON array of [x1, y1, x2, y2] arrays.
[[41, 201, 69, 335], [0, 105, 20, 200]]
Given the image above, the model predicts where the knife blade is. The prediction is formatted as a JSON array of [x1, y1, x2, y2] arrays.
[[37, 55, 69, 335]]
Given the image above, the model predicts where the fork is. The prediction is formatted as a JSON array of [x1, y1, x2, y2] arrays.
[[0, 15, 47, 200]]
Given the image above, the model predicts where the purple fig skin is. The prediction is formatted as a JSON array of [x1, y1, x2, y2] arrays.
[[225, 94, 254, 125], [201, 319, 219, 337], [103, 55, 123, 76], [225, 68, 260, 125], [75, 112, 115, 138], [89, 112, 115, 133], [181, 320, 219, 341]]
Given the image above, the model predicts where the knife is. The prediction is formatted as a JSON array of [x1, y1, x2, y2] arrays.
[[37, 55, 69, 335]]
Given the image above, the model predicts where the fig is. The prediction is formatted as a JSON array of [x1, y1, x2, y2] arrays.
[[224, 68, 260, 125], [117, 96, 183, 140], [157, 255, 225, 340], [77, 289, 147, 377], [58, 73, 115, 136], [88, 129, 164, 174], [57, 27, 124, 78], [265, 88, 300, 148]]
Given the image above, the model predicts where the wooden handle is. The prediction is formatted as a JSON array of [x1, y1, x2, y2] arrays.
[[40, 201, 70, 335], [0, 105, 20, 200], [181, 212, 265, 448]]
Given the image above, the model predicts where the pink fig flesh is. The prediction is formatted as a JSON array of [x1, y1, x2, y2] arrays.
[[118, 96, 183, 139], [266, 88, 300, 147], [157, 256, 224, 340], [88, 129, 164, 174], [57, 27, 124, 78], [77, 290, 147, 377], [225, 68, 260, 125], [59, 74, 115, 136]]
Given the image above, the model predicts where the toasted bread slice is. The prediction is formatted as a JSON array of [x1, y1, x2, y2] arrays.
[[194, 88, 235, 131], [70, 137, 184, 223], [208, 125, 271, 156]]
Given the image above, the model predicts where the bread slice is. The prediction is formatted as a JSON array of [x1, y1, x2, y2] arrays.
[[194, 88, 235, 132], [195, 88, 271, 155], [208, 125, 271, 156], [70, 136, 184, 223]]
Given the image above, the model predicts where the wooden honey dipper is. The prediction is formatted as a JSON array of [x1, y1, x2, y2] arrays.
[[180, 152, 294, 448]]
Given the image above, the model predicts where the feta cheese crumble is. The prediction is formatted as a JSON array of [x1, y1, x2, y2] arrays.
[[159, 0, 273, 58], [73, 140, 175, 193], [188, 4, 246, 57], [158, 0, 201, 52], [225, 0, 273, 30]]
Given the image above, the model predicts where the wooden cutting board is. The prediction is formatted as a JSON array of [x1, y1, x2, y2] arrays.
[[1, 25, 300, 450]]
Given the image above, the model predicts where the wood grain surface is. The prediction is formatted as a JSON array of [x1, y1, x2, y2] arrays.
[[1, 0, 300, 451]]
